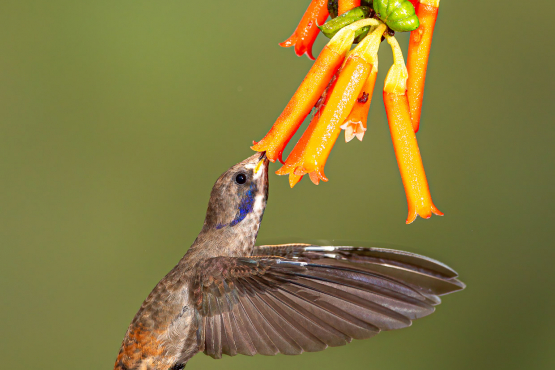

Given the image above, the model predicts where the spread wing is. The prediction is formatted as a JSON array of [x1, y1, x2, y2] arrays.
[[193, 244, 464, 359]]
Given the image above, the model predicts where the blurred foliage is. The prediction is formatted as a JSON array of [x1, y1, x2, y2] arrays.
[[0, 1, 554, 369]]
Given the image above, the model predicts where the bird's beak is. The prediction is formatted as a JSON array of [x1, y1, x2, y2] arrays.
[[255, 152, 269, 174]]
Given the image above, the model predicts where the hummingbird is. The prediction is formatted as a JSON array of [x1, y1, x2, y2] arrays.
[[114, 152, 464, 370]]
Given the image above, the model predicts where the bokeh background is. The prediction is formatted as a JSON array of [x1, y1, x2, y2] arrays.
[[1, 1, 554, 369]]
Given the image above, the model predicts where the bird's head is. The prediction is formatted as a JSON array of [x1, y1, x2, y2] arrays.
[[203, 152, 269, 232]]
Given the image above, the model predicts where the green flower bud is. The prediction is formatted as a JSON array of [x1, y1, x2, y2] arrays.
[[373, 0, 419, 32]]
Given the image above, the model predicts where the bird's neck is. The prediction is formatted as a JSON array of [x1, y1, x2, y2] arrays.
[[180, 210, 264, 268]]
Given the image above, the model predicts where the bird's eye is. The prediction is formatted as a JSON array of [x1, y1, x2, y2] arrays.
[[235, 173, 247, 185]]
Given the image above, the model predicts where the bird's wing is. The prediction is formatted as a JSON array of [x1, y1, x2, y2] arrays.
[[253, 243, 463, 297], [193, 245, 464, 359]]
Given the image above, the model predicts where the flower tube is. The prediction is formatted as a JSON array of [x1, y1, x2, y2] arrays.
[[406, 0, 439, 132], [338, 0, 361, 16], [340, 60, 378, 142], [383, 34, 442, 223], [279, 0, 329, 60], [279, 22, 386, 184], [253, 19, 379, 163], [276, 75, 338, 187]]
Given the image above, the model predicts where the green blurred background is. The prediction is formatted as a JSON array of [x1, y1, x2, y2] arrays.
[[1, 1, 554, 369]]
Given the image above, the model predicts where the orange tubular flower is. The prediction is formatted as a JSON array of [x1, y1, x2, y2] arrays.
[[252, 25, 360, 163], [340, 65, 378, 142], [276, 91, 328, 187], [279, 0, 329, 60], [338, 0, 361, 16], [276, 74, 338, 187], [279, 23, 386, 185], [406, 0, 439, 132], [383, 35, 442, 224]]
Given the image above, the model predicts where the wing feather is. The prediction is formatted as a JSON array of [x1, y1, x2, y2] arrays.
[[193, 245, 464, 359], [238, 294, 279, 355]]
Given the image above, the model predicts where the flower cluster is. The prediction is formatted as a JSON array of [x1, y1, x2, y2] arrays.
[[252, 0, 442, 224]]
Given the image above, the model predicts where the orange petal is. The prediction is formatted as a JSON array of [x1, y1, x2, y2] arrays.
[[279, 0, 329, 60], [288, 173, 304, 188], [309, 171, 320, 185]]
